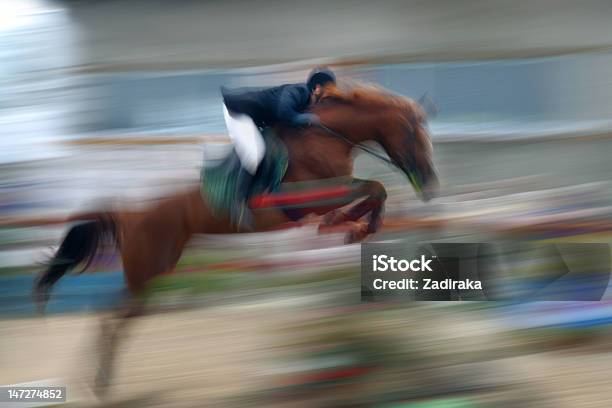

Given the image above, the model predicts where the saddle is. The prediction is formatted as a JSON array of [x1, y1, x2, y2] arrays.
[[200, 129, 289, 218]]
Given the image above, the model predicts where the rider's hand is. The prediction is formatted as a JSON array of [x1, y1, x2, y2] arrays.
[[293, 113, 321, 128], [307, 114, 321, 127]]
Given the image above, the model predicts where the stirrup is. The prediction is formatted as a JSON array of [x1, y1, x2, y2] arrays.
[[232, 201, 254, 232], [239, 206, 254, 232]]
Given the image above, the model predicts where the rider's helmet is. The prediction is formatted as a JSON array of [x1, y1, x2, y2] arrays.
[[307, 67, 336, 92]]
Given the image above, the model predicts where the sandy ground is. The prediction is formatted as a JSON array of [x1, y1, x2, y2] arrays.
[[1, 299, 310, 407], [2, 301, 612, 408]]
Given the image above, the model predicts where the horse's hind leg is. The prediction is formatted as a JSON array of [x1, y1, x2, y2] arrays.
[[94, 293, 145, 399], [93, 222, 189, 399]]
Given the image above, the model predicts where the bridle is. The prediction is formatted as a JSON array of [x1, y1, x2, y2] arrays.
[[318, 123, 424, 193]]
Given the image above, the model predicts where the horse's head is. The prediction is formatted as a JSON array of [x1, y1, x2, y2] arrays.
[[316, 83, 439, 201]]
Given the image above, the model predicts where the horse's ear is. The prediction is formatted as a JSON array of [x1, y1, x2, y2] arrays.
[[417, 92, 439, 120]]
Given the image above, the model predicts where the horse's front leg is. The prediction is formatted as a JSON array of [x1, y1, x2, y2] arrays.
[[320, 178, 387, 242]]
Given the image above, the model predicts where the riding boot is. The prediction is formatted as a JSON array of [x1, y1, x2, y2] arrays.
[[232, 167, 255, 232]]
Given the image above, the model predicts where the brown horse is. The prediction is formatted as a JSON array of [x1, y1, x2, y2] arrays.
[[33, 83, 438, 396]]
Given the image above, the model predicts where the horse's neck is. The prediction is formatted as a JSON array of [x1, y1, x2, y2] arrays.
[[279, 102, 379, 183], [280, 129, 353, 183]]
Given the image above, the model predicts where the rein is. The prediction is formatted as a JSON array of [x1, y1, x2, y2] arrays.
[[318, 124, 422, 193], [318, 124, 396, 167]]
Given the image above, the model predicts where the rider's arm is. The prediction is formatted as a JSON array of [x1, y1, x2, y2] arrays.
[[277, 87, 320, 127]]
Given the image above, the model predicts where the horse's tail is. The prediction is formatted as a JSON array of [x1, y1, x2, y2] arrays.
[[33, 212, 118, 314]]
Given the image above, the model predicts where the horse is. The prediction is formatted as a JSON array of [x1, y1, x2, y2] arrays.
[[32, 82, 438, 396]]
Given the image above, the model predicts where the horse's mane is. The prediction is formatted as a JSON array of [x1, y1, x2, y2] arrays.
[[319, 80, 426, 123]]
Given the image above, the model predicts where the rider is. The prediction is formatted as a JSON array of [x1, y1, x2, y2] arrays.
[[221, 66, 337, 231]]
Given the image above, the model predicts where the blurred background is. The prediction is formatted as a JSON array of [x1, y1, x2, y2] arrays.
[[1, 0, 612, 407]]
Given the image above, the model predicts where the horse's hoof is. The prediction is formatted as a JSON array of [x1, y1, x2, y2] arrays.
[[93, 382, 109, 400], [93, 370, 111, 400], [344, 225, 369, 244], [319, 210, 346, 230]]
